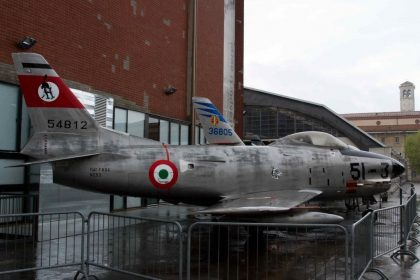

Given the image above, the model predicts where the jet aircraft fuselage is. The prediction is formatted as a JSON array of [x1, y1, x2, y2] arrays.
[[52, 128, 397, 206]]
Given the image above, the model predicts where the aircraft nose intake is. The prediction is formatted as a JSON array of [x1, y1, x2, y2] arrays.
[[391, 159, 405, 178]]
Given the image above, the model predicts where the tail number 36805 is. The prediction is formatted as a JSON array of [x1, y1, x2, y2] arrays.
[[208, 127, 233, 136]]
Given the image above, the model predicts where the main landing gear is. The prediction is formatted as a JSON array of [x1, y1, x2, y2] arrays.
[[345, 196, 377, 217]]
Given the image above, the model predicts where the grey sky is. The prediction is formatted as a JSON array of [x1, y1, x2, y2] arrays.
[[244, 0, 420, 113]]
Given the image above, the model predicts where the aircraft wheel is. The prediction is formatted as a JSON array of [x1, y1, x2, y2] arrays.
[[345, 198, 358, 211]]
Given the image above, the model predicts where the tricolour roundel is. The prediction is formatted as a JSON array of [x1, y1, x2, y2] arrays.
[[148, 160, 178, 190], [38, 81, 59, 102]]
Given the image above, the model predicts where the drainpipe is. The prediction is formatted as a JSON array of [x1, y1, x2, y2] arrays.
[[187, 0, 197, 144]]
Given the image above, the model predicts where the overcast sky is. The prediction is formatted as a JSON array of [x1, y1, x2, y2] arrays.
[[244, 0, 420, 113]]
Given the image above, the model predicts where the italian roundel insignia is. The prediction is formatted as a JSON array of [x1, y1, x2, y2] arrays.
[[148, 160, 178, 190]]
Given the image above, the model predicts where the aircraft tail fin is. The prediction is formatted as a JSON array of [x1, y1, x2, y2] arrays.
[[12, 53, 99, 159], [193, 97, 243, 145]]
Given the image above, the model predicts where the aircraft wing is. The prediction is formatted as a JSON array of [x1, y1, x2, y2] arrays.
[[197, 189, 322, 215], [5, 152, 101, 167]]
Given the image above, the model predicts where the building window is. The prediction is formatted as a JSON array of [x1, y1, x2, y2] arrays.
[[0, 83, 20, 151], [0, 159, 25, 184], [200, 127, 206, 144], [376, 121, 381, 125], [395, 137, 400, 143], [381, 138, 385, 144], [159, 120, 169, 143], [20, 100, 30, 149], [195, 126, 200, 144], [114, 107, 145, 137], [127, 110, 145, 137], [195, 126, 207, 145], [146, 117, 190, 145], [170, 123, 180, 145], [114, 108, 128, 132], [416, 119, 420, 124], [113, 108, 191, 145], [180, 124, 189, 145], [148, 117, 159, 141]]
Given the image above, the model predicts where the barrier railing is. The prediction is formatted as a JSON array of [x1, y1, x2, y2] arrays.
[[0, 212, 86, 278], [372, 205, 404, 258], [351, 212, 373, 280], [86, 211, 183, 280], [403, 193, 417, 244], [0, 189, 417, 279], [187, 222, 348, 280]]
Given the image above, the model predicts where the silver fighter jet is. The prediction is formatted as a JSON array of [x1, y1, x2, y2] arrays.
[[11, 53, 405, 223]]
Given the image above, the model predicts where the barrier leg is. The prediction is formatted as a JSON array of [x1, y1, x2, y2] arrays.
[[365, 268, 389, 280], [73, 270, 99, 280], [391, 245, 420, 263]]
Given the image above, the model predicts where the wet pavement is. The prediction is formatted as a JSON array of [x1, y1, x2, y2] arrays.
[[0, 183, 419, 279]]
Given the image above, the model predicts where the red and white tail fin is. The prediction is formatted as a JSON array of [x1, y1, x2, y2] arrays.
[[12, 53, 99, 159], [12, 53, 98, 133]]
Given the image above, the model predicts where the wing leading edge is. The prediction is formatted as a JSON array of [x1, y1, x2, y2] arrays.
[[197, 189, 322, 215]]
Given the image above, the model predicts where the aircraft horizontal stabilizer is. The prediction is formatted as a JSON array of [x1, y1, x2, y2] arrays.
[[6, 152, 100, 167], [196, 190, 322, 215]]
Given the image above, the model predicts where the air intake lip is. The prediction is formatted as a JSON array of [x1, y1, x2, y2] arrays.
[[391, 159, 405, 178]]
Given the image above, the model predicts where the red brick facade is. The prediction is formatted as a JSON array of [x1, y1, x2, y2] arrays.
[[0, 0, 243, 126], [196, 0, 224, 111]]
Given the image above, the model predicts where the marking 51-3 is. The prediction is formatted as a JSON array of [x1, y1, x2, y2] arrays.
[[48, 119, 87, 129], [350, 162, 389, 180], [208, 127, 233, 136]]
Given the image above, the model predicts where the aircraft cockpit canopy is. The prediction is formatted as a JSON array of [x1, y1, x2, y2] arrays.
[[271, 131, 349, 149]]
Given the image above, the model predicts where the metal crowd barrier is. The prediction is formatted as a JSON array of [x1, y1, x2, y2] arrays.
[[403, 193, 417, 245], [0, 212, 86, 277], [0, 194, 38, 219], [86, 211, 183, 279], [0, 191, 417, 279], [372, 205, 404, 258], [187, 222, 349, 280], [351, 212, 373, 279]]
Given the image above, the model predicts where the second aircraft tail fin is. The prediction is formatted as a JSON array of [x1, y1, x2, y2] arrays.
[[193, 97, 243, 145]]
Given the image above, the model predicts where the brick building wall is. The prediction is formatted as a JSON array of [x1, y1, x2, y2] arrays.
[[0, 0, 243, 124], [195, 0, 224, 111]]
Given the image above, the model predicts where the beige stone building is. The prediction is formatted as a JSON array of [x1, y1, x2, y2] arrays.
[[342, 81, 420, 181]]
